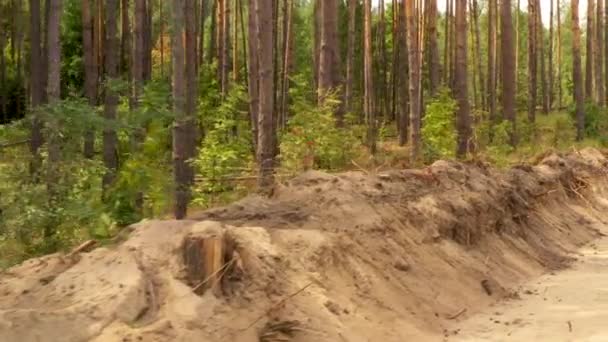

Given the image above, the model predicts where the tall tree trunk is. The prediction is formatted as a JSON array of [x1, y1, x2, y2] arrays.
[[515, 0, 520, 89], [406, 0, 421, 160], [502, 0, 517, 146], [471, 0, 485, 109], [363, 0, 375, 154], [247, 0, 259, 150], [208, 0, 217, 65], [549, 0, 554, 110], [527, 0, 537, 122], [586, 0, 594, 100], [398, 0, 410, 146], [198, 0, 206, 67], [134, 0, 145, 101], [83, 0, 98, 158], [377, 0, 388, 120], [313, 0, 321, 89], [103, 0, 120, 191], [144, 0, 153, 80], [426, 0, 440, 96], [279, 0, 293, 129], [597, 0, 605, 104], [121, 0, 131, 77], [345, 0, 356, 113], [444, 0, 451, 83], [538, 0, 549, 114], [558, 0, 563, 108], [488, 0, 497, 124], [255, 0, 276, 190], [220, 0, 231, 95], [172, 0, 186, 218], [455, 0, 471, 157], [318, 0, 342, 123], [29, 0, 44, 174], [572, 0, 585, 140], [605, 0, 608, 105], [160, 0, 166, 77]]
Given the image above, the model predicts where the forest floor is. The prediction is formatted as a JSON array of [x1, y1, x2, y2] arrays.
[[1, 148, 608, 342]]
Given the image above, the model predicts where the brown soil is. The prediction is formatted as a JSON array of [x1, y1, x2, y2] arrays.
[[2, 148, 608, 342]]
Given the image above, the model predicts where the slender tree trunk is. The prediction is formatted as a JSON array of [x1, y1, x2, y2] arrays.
[[515, 0, 520, 89], [255, 0, 276, 190], [572, 0, 585, 140], [364, 0, 375, 154], [488, 0, 497, 124], [527, 0, 537, 122], [455, 0, 471, 157], [220, 0, 231, 95], [426, 0, 440, 96], [313, 0, 321, 89], [160, 0, 166, 77], [83, 0, 98, 158], [398, 0, 410, 146], [172, 0, 186, 218], [502, 0, 517, 146], [29, 0, 44, 174], [471, 0, 485, 109], [233, 0, 239, 81], [208, 0, 217, 65], [406, 0, 421, 160], [345, 0, 356, 113], [103, 0, 120, 191], [558, 0, 563, 108], [597, 0, 605, 104], [586, 0, 595, 100], [444, 0, 451, 83], [279, 0, 293, 129], [318, 0, 342, 123], [198, 0, 206, 67], [605, 0, 608, 105], [549, 0, 554, 110], [121, 0, 131, 77], [538, 0, 549, 114], [134, 0, 145, 101], [377, 0, 388, 120], [247, 0, 259, 151]]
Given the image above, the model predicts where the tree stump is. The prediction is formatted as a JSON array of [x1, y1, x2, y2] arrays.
[[183, 234, 226, 296]]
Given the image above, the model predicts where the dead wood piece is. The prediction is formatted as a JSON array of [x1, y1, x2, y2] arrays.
[[242, 282, 314, 332], [67, 240, 97, 258], [481, 279, 493, 296], [446, 308, 467, 320]]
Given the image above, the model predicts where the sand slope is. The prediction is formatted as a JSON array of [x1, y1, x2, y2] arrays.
[[1, 148, 608, 342]]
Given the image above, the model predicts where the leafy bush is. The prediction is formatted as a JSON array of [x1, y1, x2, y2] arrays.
[[421, 89, 458, 162], [192, 85, 253, 207], [280, 82, 359, 172]]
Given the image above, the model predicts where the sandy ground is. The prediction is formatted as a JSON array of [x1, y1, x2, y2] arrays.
[[451, 231, 608, 342]]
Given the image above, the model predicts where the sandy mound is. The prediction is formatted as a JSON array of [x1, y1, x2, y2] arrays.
[[2, 149, 608, 342]]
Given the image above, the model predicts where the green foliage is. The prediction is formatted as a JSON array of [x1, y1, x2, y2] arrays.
[[280, 81, 359, 172], [192, 84, 253, 207], [572, 101, 608, 142], [421, 89, 458, 162]]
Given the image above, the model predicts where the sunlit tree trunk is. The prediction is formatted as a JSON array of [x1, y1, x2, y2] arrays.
[[103, 0, 120, 191], [364, 0, 376, 154], [406, 0, 421, 160], [345, 0, 356, 113], [83, 0, 98, 158], [572, 0, 585, 140], [527, 0, 537, 122], [29, 0, 44, 174], [247, 0, 259, 150], [538, 0, 548, 114], [586, 0, 595, 100], [318, 0, 342, 124], [596, 0, 605, 104], [455, 0, 471, 157], [488, 0, 497, 124], [426, 0, 440, 96], [502, 0, 517, 146]]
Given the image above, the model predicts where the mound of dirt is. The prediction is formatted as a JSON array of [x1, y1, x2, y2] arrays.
[[2, 149, 608, 342]]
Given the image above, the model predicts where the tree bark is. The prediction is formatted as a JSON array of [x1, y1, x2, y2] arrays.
[[318, 0, 342, 124], [83, 0, 98, 158], [558, 0, 563, 108], [345, 0, 356, 113], [363, 0, 375, 154], [121, 0, 131, 77], [455, 0, 471, 157], [471, 0, 485, 109], [488, 0, 497, 124], [549, 0, 554, 110], [572, 0, 585, 140], [538, 0, 548, 114], [586, 0, 594, 100], [247, 0, 259, 151], [527, 0, 537, 122], [29, 0, 44, 173], [398, 0, 409, 146], [103, 0, 120, 191], [597, 0, 605, 104], [502, 0, 517, 146], [279, 0, 293, 129], [406, 0, 421, 161], [425, 0, 440, 97], [255, 0, 276, 190]]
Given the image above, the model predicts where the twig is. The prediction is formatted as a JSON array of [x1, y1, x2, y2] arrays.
[[567, 320, 573, 332], [241, 282, 314, 332], [351, 160, 370, 175], [570, 186, 592, 207], [0, 139, 31, 149], [191, 257, 237, 294], [447, 308, 467, 320], [66, 240, 97, 258]]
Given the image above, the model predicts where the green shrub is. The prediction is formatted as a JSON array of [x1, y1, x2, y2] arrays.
[[421, 89, 458, 162], [280, 82, 359, 172]]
